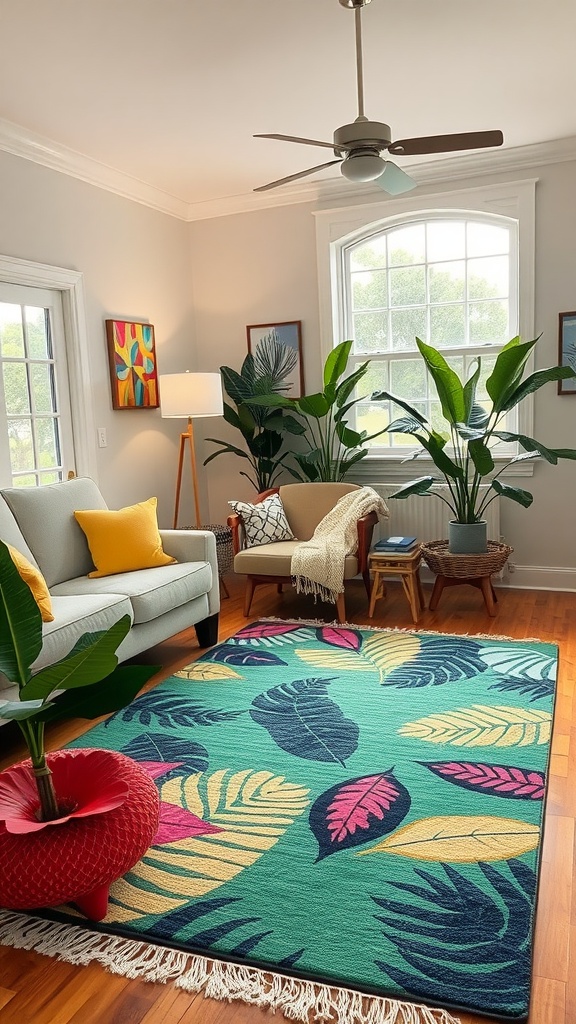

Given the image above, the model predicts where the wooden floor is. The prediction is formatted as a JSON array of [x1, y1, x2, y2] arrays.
[[1, 574, 575, 1024]]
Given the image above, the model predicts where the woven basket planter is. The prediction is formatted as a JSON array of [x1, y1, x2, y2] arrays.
[[421, 540, 513, 578]]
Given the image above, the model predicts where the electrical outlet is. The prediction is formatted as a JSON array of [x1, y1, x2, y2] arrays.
[[508, 561, 516, 574], [97, 427, 107, 448]]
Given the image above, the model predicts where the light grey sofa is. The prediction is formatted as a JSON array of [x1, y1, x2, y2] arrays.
[[0, 477, 220, 707]]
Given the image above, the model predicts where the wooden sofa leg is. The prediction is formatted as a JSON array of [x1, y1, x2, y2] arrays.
[[195, 612, 219, 648], [244, 578, 257, 616], [336, 593, 346, 623]]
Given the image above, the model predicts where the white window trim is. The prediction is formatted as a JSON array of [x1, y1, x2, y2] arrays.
[[0, 253, 98, 481], [314, 178, 537, 481]]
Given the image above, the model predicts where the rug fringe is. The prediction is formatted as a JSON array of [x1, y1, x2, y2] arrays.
[[0, 910, 460, 1024], [258, 616, 546, 644]]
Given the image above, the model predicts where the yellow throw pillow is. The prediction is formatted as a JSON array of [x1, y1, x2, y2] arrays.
[[74, 497, 176, 579], [8, 545, 54, 623]]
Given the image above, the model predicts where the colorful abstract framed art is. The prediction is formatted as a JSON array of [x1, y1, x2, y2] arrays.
[[558, 311, 576, 394], [105, 319, 160, 409]]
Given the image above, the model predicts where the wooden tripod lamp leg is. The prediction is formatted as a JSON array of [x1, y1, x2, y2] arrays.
[[173, 418, 201, 529]]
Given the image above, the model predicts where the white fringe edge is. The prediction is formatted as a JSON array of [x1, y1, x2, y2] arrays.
[[291, 574, 340, 605], [0, 910, 460, 1024], [259, 615, 546, 645]]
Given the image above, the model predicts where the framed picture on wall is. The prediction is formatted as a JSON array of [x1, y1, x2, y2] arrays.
[[105, 319, 160, 409], [558, 312, 576, 394], [246, 320, 304, 399]]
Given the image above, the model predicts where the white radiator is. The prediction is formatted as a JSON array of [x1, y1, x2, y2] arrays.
[[374, 485, 501, 545]]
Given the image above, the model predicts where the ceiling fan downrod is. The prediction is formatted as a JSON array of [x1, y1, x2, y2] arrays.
[[339, 0, 372, 120]]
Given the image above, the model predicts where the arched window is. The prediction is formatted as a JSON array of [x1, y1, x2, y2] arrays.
[[315, 180, 535, 473], [343, 213, 517, 451]]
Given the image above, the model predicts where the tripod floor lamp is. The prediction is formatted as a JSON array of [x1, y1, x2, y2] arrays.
[[159, 371, 223, 529]]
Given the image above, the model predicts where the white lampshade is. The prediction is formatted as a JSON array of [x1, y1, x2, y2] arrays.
[[159, 371, 223, 418]]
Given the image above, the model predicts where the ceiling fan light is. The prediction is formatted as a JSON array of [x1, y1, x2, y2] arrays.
[[341, 152, 386, 182]]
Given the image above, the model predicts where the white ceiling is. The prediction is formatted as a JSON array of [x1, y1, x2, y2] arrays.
[[2, 0, 575, 214]]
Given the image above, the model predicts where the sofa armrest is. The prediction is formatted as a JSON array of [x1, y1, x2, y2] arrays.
[[159, 529, 220, 616]]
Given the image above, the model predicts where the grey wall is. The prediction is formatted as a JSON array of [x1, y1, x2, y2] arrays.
[[0, 149, 197, 527]]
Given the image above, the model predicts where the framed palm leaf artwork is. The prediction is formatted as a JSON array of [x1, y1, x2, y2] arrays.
[[247, 321, 304, 398], [558, 311, 576, 394], [105, 319, 159, 409]]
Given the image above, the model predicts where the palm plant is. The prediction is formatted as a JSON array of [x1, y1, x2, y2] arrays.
[[372, 336, 576, 521], [204, 332, 305, 491], [0, 539, 156, 821], [249, 340, 386, 482]]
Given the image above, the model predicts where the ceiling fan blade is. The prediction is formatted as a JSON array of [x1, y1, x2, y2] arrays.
[[254, 133, 346, 153], [388, 130, 504, 157], [374, 161, 418, 196], [254, 159, 342, 192]]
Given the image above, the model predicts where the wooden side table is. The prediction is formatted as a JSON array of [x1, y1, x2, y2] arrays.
[[368, 548, 424, 623], [421, 540, 513, 617]]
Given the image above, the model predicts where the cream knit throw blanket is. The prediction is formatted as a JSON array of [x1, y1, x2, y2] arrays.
[[291, 486, 389, 604]]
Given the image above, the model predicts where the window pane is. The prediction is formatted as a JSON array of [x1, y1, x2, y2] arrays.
[[352, 269, 387, 309], [35, 417, 60, 469], [429, 261, 465, 303], [14, 474, 37, 487], [25, 306, 50, 358], [29, 363, 56, 414], [361, 361, 388, 395], [427, 221, 465, 262], [3, 362, 30, 414], [350, 238, 387, 271], [469, 300, 509, 343], [38, 470, 60, 485], [430, 304, 466, 347], [474, 354, 497, 401], [0, 303, 24, 357], [390, 359, 427, 400], [467, 222, 509, 257], [9, 419, 33, 472], [468, 256, 509, 300], [388, 225, 425, 266], [445, 355, 464, 379], [355, 402, 389, 447], [353, 311, 388, 353], [390, 266, 426, 307], [429, 401, 450, 437], [390, 308, 426, 350]]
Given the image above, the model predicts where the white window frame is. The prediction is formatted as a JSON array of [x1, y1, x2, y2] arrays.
[[0, 254, 97, 482], [314, 179, 536, 481]]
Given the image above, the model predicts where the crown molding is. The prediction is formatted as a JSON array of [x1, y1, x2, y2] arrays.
[[1, 114, 576, 223], [0, 117, 188, 220]]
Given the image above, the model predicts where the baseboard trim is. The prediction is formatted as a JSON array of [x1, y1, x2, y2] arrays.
[[418, 563, 576, 593]]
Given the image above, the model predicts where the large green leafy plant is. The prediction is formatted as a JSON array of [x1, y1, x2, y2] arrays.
[[0, 539, 156, 822], [205, 333, 305, 491], [372, 336, 576, 521], [250, 340, 385, 482]]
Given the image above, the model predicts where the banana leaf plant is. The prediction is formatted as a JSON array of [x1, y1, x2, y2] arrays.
[[371, 336, 576, 521], [204, 334, 306, 491], [249, 340, 386, 482], [0, 539, 157, 822]]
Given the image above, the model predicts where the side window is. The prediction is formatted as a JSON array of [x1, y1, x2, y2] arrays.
[[0, 282, 75, 487]]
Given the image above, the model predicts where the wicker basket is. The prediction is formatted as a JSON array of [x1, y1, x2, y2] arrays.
[[421, 539, 513, 578]]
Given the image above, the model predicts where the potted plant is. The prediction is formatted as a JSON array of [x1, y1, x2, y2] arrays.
[[249, 340, 387, 482], [372, 336, 576, 552], [205, 332, 306, 491], [0, 539, 160, 919]]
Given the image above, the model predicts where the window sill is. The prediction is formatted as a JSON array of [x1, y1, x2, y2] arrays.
[[350, 454, 535, 484]]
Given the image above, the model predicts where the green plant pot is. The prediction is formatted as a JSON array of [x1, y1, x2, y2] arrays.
[[448, 520, 488, 554]]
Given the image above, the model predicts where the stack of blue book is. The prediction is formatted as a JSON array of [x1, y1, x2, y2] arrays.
[[374, 535, 418, 553]]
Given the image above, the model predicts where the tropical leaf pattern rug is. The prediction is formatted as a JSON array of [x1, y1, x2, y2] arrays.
[[64, 621, 557, 1021]]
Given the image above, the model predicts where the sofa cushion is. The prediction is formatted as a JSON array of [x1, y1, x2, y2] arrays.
[[1, 477, 108, 587], [8, 544, 54, 622], [229, 494, 294, 548], [74, 497, 176, 578], [234, 540, 359, 578], [51, 561, 213, 625], [0, 496, 38, 565], [278, 483, 360, 541], [33, 594, 133, 672]]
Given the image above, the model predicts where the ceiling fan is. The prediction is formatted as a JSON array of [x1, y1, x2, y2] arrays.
[[254, 0, 503, 195]]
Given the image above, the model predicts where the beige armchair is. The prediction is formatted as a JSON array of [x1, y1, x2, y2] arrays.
[[227, 482, 378, 623]]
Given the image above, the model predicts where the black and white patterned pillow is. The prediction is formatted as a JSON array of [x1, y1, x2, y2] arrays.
[[228, 494, 295, 548]]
